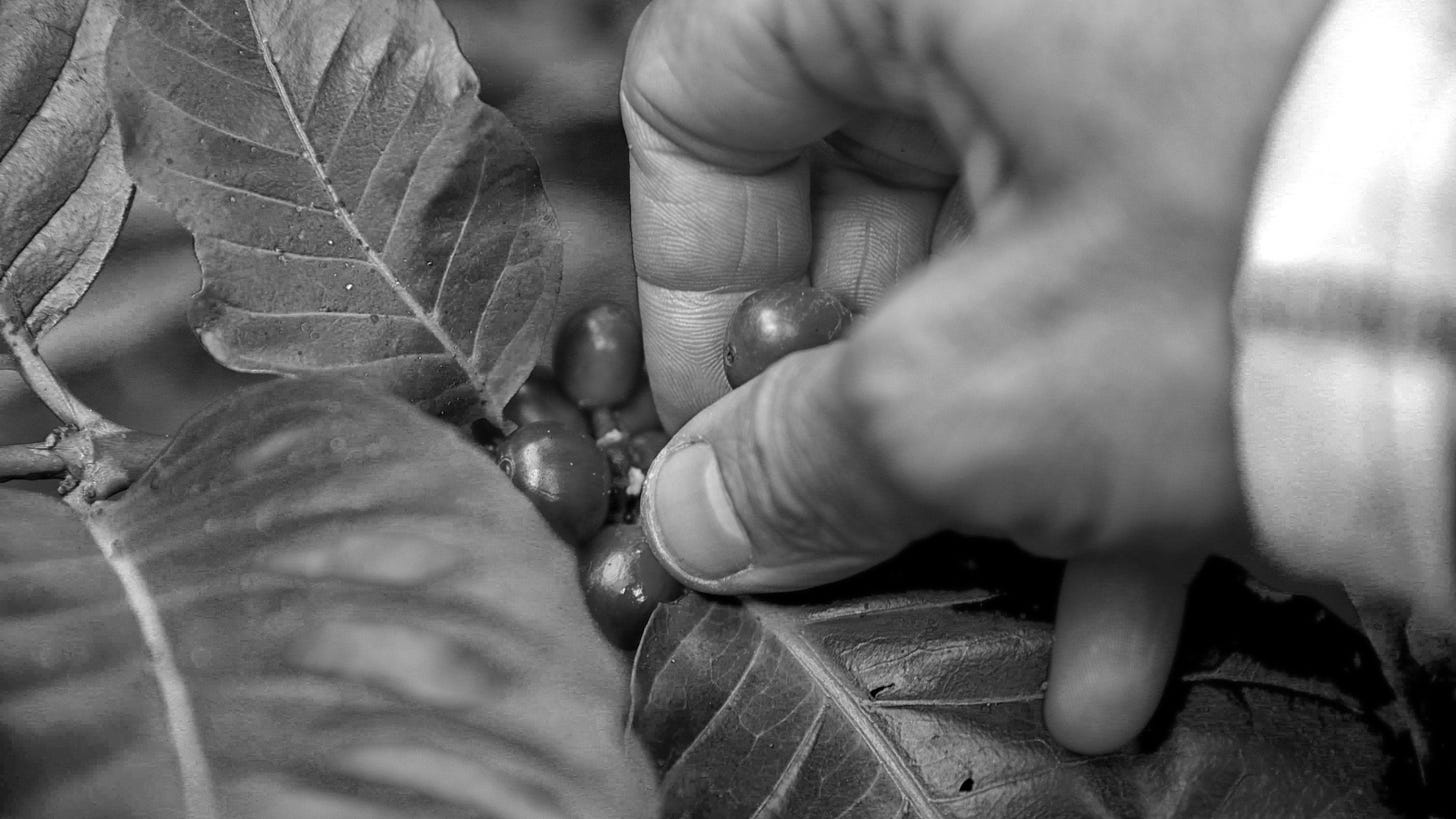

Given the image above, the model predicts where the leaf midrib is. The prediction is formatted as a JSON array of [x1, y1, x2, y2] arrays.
[[239, 0, 482, 395], [82, 508, 219, 819], [749, 599, 945, 818]]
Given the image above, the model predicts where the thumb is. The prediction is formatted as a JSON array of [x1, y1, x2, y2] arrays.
[[640, 340, 936, 594]]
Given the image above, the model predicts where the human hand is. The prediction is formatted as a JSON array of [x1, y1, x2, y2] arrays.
[[623, 0, 1328, 754]]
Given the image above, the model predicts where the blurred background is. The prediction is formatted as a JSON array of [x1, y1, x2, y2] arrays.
[[0, 0, 649, 477]]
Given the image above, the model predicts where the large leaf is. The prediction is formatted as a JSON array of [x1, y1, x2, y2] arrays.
[[0, 0, 134, 368], [0, 377, 657, 818], [632, 544, 1422, 818], [106, 0, 562, 424]]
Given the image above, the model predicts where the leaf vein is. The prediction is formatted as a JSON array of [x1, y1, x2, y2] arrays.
[[747, 704, 826, 819], [206, 235, 373, 262], [240, 3, 478, 394], [82, 516, 219, 819], [373, 67, 438, 264], [663, 635, 769, 783], [432, 145, 495, 317], [121, 54, 302, 156], [132, 13, 274, 94], [168, 0, 256, 53], [319, 23, 390, 174], [868, 693, 1045, 709], [301, 2, 362, 128], [752, 601, 946, 818], [1, 117, 112, 311], [156, 164, 333, 217]]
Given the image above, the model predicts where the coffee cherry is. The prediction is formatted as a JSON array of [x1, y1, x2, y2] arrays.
[[723, 284, 852, 388], [579, 523, 684, 649], [496, 421, 610, 545], [554, 302, 644, 408], [505, 370, 590, 437]]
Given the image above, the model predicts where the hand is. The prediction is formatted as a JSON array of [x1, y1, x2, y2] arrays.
[[623, 0, 1328, 754]]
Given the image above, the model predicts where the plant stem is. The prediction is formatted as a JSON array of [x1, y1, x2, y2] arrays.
[[0, 442, 67, 481], [0, 292, 107, 429], [1, 294, 166, 500]]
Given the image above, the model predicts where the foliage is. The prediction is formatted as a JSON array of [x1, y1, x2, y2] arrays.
[[1, 378, 656, 818], [633, 545, 1421, 817], [0, 0, 132, 369], [0, 0, 1445, 817]]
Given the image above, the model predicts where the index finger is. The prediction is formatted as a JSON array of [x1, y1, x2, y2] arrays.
[[622, 0, 856, 429]]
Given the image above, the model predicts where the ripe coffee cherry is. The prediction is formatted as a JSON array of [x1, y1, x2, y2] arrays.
[[723, 284, 852, 388], [496, 421, 611, 545], [554, 302, 644, 408], [505, 371, 590, 437], [579, 523, 684, 649]]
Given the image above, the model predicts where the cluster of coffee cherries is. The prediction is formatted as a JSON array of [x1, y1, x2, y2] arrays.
[[476, 285, 852, 651], [470, 302, 680, 650]]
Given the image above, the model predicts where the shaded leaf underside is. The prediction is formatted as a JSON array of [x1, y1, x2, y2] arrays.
[[633, 547, 1421, 818], [107, 0, 561, 423], [0, 377, 656, 818], [0, 0, 134, 367]]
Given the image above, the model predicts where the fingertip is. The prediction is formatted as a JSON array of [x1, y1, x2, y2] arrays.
[[641, 345, 925, 595], [1044, 556, 1195, 755], [1043, 656, 1163, 756], [640, 438, 752, 590], [636, 282, 739, 431]]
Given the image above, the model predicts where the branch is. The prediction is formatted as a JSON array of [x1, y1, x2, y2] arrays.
[[0, 292, 107, 429], [1, 293, 166, 501], [0, 442, 67, 481], [73, 429, 171, 501]]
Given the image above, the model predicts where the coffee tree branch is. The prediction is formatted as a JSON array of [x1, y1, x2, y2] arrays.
[[0, 292, 109, 431], [0, 443, 67, 481]]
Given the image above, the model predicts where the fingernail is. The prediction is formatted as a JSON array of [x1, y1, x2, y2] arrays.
[[642, 440, 752, 585]]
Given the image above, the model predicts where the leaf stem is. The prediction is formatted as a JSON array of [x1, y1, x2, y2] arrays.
[[0, 442, 67, 481], [1, 293, 167, 499], [0, 292, 107, 429]]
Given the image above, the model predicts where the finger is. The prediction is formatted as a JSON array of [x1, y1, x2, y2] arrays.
[[640, 341, 936, 594], [1043, 555, 1196, 755], [629, 127, 812, 431], [809, 116, 958, 313], [623, 0, 854, 429], [930, 180, 975, 251], [638, 212, 1074, 595]]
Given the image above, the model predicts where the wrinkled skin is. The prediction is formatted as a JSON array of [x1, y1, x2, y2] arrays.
[[623, 0, 1330, 754]]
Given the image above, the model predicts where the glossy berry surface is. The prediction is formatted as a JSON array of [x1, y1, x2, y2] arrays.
[[723, 284, 852, 388], [579, 523, 684, 649], [496, 421, 611, 545], [505, 371, 591, 437], [554, 302, 644, 408]]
